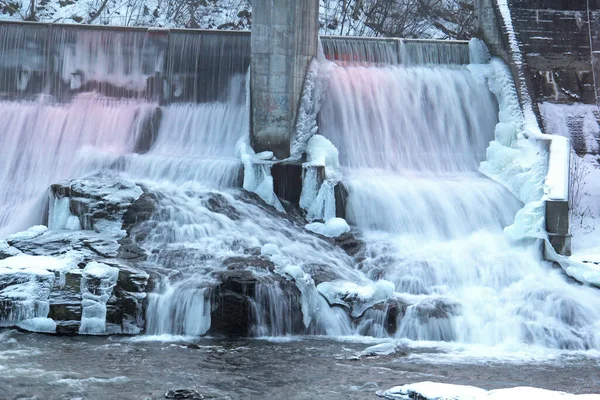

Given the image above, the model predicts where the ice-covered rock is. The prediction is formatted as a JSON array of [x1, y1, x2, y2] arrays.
[[51, 173, 143, 240], [0, 255, 78, 330], [6, 225, 48, 243], [318, 279, 395, 318]]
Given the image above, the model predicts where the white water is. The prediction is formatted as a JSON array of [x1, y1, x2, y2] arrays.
[[318, 62, 600, 350]]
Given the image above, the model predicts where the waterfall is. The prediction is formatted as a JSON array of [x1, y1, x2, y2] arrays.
[[2, 21, 600, 350], [316, 43, 600, 349]]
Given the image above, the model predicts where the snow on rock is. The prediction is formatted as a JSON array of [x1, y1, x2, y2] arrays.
[[6, 225, 48, 243], [377, 382, 600, 400], [0, 240, 22, 259], [377, 381, 487, 400], [318, 279, 395, 318], [50, 173, 143, 245], [305, 217, 350, 238], [79, 262, 119, 335]]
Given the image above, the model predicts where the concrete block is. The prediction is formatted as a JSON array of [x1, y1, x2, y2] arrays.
[[546, 199, 570, 236]]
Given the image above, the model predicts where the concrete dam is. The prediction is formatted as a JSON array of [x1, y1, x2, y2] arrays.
[[0, 0, 597, 355]]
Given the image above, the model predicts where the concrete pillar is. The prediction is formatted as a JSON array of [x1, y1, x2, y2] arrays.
[[251, 0, 320, 159], [546, 200, 572, 256]]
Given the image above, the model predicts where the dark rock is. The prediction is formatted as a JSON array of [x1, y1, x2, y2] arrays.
[[202, 192, 240, 221], [222, 256, 275, 272], [413, 299, 460, 323], [332, 233, 365, 259], [165, 389, 204, 399], [210, 268, 303, 337]]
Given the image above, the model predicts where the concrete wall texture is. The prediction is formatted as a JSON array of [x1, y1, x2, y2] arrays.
[[251, 0, 320, 159]]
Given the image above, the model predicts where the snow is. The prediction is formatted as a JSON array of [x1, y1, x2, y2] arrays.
[[304, 134, 342, 181], [546, 136, 570, 201], [377, 382, 600, 400], [378, 381, 487, 400], [6, 225, 48, 243], [79, 262, 119, 335], [305, 217, 350, 238], [539, 102, 600, 283]]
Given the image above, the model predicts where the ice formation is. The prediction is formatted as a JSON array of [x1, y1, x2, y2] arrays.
[[300, 134, 343, 222], [0, 255, 77, 332], [79, 262, 119, 335]]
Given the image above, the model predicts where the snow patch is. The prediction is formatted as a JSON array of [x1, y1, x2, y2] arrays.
[[6, 225, 48, 242]]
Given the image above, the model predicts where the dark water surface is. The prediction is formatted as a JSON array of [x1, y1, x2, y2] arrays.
[[1, 330, 599, 400]]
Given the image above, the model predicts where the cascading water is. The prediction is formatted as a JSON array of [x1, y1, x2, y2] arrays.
[[2, 20, 600, 351], [317, 46, 600, 349]]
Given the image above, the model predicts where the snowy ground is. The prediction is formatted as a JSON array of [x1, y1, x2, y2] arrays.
[[540, 103, 600, 280]]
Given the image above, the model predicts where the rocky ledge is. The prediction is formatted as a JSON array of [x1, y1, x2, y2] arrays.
[[0, 173, 452, 339]]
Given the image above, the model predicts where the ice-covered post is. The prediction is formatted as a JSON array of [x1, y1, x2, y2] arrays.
[[250, 0, 320, 159]]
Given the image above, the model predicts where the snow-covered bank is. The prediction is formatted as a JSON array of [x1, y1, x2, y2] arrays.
[[539, 103, 600, 286], [377, 381, 600, 399]]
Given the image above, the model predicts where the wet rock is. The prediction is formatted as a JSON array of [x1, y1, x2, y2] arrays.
[[332, 233, 366, 259], [210, 269, 303, 337], [202, 192, 240, 221], [222, 255, 275, 272], [165, 389, 204, 399], [8, 228, 120, 261], [413, 298, 460, 322]]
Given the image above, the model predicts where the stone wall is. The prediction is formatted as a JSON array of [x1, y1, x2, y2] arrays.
[[476, 0, 600, 105]]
